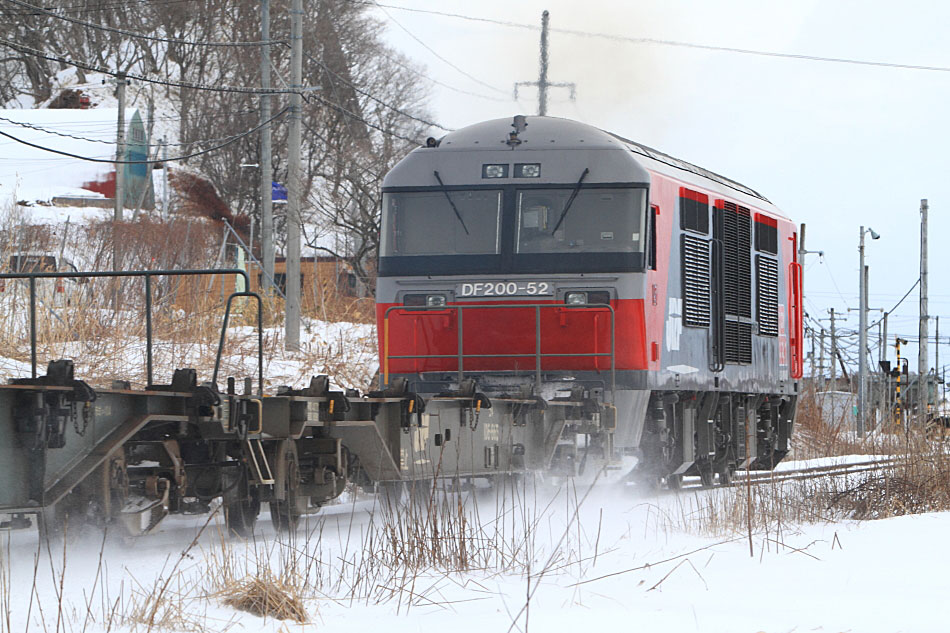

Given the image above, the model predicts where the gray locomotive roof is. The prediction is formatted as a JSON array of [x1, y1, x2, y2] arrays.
[[391, 116, 779, 212]]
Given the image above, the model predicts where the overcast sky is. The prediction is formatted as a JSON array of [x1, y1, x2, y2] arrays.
[[372, 0, 950, 377]]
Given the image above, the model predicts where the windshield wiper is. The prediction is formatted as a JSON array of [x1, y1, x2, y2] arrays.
[[550, 168, 590, 235], [433, 170, 470, 235]]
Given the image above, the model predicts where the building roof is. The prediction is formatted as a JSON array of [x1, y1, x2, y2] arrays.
[[0, 108, 139, 204]]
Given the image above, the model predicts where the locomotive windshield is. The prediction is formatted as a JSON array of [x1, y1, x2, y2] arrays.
[[516, 188, 646, 254], [381, 190, 502, 256]]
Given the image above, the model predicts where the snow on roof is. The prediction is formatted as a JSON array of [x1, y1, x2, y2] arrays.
[[0, 108, 138, 204]]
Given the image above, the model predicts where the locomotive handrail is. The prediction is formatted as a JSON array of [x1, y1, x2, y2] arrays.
[[0, 268, 251, 386], [382, 302, 616, 401]]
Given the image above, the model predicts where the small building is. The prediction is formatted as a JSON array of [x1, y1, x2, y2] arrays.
[[0, 107, 153, 210]]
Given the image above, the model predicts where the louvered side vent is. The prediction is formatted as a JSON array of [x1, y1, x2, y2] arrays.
[[722, 204, 740, 316], [736, 205, 752, 318], [756, 255, 779, 337], [681, 234, 710, 327], [724, 320, 753, 364]]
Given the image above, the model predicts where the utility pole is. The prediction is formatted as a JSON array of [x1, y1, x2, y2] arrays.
[[896, 337, 906, 428], [881, 312, 888, 363], [113, 71, 127, 271], [809, 327, 816, 382], [285, 0, 302, 351], [829, 308, 837, 391], [857, 225, 879, 437], [514, 11, 576, 116], [260, 0, 275, 291], [819, 327, 826, 388], [161, 137, 169, 219], [919, 199, 929, 424], [936, 315, 940, 387], [858, 227, 868, 438]]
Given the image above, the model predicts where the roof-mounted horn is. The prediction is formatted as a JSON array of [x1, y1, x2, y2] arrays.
[[507, 115, 528, 147]]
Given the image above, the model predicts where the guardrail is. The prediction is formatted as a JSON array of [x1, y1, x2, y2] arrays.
[[0, 268, 260, 391], [382, 302, 616, 399]]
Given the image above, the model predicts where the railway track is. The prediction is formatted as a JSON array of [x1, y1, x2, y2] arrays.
[[680, 456, 903, 491]]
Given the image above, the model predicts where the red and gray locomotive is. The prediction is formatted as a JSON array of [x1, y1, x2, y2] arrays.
[[377, 115, 803, 486]]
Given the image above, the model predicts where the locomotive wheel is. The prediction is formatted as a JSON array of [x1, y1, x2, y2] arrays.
[[270, 442, 303, 532]]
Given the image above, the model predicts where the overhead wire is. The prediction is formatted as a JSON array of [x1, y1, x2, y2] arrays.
[[369, 1, 509, 95], [355, 1, 950, 75], [2, 0, 284, 47], [0, 37, 304, 95], [3, 0, 197, 16], [296, 44, 451, 131], [869, 278, 920, 330], [0, 113, 271, 149], [0, 106, 289, 164]]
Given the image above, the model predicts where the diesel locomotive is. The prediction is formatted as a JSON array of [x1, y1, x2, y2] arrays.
[[377, 115, 803, 486], [0, 115, 802, 539]]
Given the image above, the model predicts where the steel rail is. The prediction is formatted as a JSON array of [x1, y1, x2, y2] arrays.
[[678, 456, 905, 492]]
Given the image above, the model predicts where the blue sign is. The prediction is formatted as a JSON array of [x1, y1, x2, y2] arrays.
[[272, 181, 288, 203]]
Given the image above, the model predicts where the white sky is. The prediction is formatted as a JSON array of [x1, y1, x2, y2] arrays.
[[373, 0, 950, 377]]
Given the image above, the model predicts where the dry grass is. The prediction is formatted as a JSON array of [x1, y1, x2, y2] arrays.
[[0, 206, 378, 390], [664, 428, 950, 542], [219, 573, 307, 623]]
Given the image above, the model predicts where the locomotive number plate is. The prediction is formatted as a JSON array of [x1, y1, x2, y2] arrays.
[[457, 281, 554, 297]]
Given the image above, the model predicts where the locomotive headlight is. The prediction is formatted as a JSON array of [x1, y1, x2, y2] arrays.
[[514, 163, 541, 178], [565, 292, 587, 305], [482, 163, 509, 179], [426, 294, 447, 307]]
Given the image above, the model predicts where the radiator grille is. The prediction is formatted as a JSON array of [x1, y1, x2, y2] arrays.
[[756, 255, 779, 337], [681, 234, 711, 327], [721, 202, 751, 318], [724, 320, 753, 364]]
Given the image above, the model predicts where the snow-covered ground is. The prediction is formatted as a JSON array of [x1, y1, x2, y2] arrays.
[[2, 470, 945, 633]]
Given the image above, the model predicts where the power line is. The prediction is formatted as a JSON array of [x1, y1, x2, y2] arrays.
[[0, 37, 304, 95], [0, 107, 289, 164], [869, 278, 921, 330], [0, 113, 269, 149], [3, 0, 283, 47], [306, 91, 422, 145], [3, 0, 197, 16], [360, 2, 950, 75], [376, 47, 509, 102], [296, 44, 452, 131], [370, 1, 509, 95]]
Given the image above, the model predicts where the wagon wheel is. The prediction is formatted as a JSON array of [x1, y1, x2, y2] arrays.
[[716, 462, 736, 486], [270, 441, 305, 532], [376, 480, 405, 510], [224, 466, 260, 537], [697, 461, 716, 488]]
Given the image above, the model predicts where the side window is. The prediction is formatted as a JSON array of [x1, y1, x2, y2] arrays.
[[754, 213, 778, 254], [679, 188, 709, 235]]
